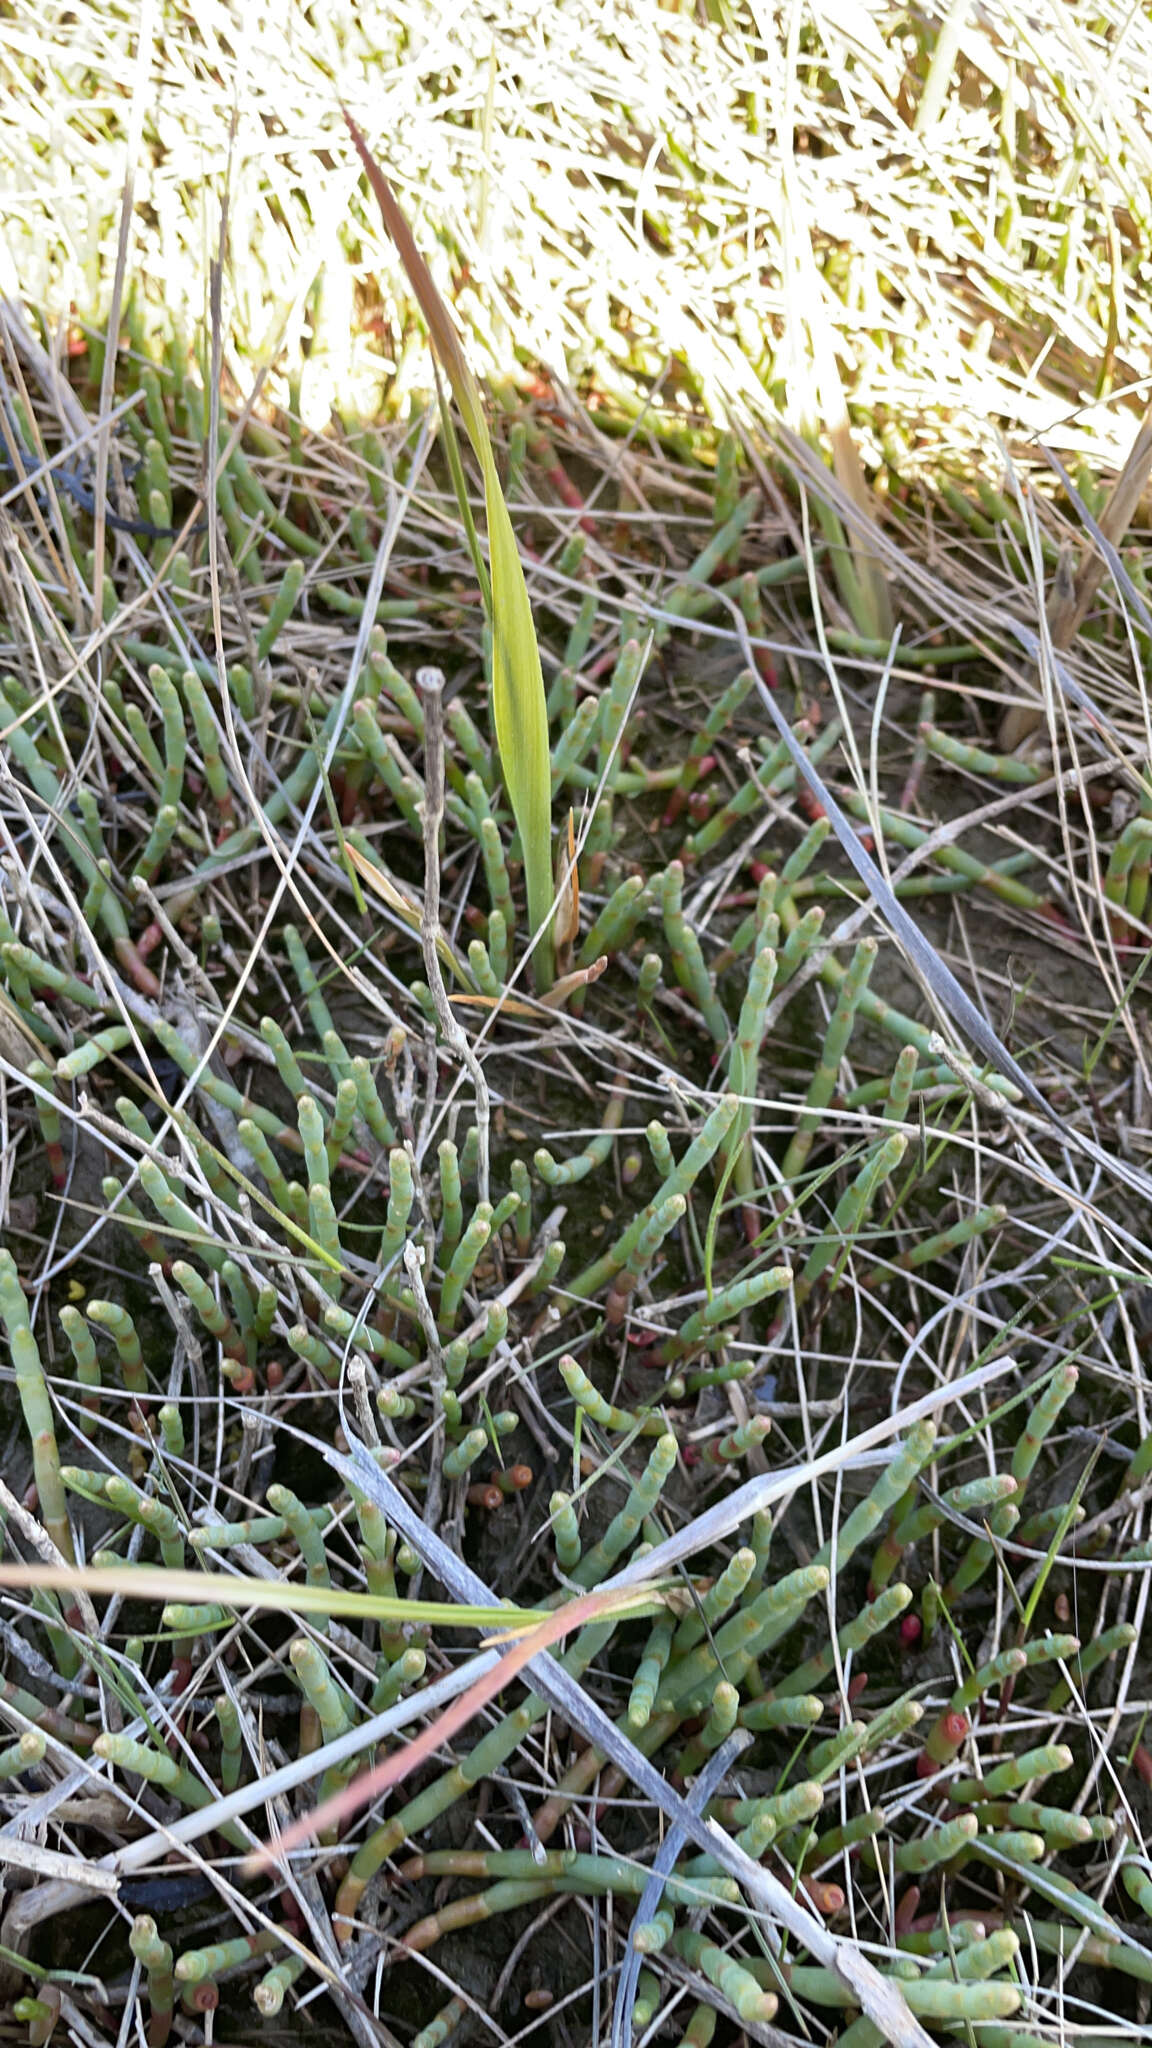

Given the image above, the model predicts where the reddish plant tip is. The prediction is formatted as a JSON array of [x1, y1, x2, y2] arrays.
[[907, 1909, 989, 1937], [847, 1671, 868, 1705], [801, 1877, 845, 1916], [625, 1326, 661, 1351], [1132, 1742, 1152, 1788], [466, 1484, 503, 1511], [900, 1613, 923, 1646], [919, 1710, 970, 1775], [1037, 901, 1079, 940], [894, 1885, 922, 1933], [273, 1887, 308, 1937], [112, 933, 162, 997]]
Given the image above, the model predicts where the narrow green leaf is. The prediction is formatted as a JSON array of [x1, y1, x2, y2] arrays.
[[480, 441, 554, 983], [346, 111, 555, 985]]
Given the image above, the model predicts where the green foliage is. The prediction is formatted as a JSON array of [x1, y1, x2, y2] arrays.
[[346, 117, 557, 989], [0, 184, 1146, 2047]]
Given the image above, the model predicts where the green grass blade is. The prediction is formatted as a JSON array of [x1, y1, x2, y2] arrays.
[[345, 111, 555, 987]]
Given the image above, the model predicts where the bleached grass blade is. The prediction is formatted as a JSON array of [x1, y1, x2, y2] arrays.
[[611, 1729, 753, 2048]]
